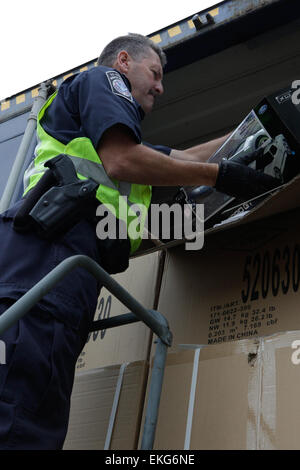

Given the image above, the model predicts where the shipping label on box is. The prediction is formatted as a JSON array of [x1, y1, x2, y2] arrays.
[[76, 252, 162, 371], [158, 220, 300, 349]]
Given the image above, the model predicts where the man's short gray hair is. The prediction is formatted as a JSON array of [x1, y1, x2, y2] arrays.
[[97, 33, 167, 68]]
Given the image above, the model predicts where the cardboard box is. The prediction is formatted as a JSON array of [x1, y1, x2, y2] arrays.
[[76, 252, 163, 371], [64, 360, 148, 450], [150, 331, 300, 450], [157, 184, 300, 349]]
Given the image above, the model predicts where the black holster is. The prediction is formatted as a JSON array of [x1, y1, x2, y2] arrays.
[[13, 154, 98, 239]]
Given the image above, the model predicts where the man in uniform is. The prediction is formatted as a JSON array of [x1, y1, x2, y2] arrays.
[[0, 34, 279, 449]]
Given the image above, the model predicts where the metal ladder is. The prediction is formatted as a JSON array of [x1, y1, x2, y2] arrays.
[[0, 254, 172, 450]]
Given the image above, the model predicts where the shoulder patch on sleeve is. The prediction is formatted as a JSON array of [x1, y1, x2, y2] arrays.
[[106, 71, 133, 103]]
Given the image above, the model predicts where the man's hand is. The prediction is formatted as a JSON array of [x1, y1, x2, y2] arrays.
[[230, 146, 265, 166], [215, 159, 280, 200]]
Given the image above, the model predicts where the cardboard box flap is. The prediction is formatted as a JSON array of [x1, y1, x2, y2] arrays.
[[206, 173, 300, 236], [136, 173, 300, 256]]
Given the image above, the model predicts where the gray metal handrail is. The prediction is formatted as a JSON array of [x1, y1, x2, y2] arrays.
[[0, 254, 172, 450]]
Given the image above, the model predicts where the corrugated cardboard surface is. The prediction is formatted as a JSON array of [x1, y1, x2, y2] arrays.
[[158, 213, 300, 349], [260, 332, 300, 449], [76, 252, 162, 371], [151, 342, 255, 450], [64, 360, 148, 450], [150, 331, 300, 450]]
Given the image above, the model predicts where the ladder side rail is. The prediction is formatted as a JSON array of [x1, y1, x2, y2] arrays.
[[89, 312, 140, 331], [140, 337, 168, 450]]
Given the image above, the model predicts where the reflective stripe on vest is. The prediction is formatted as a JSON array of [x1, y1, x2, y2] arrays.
[[23, 91, 151, 254]]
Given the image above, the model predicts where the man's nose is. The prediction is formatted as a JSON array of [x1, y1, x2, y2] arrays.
[[154, 81, 164, 95]]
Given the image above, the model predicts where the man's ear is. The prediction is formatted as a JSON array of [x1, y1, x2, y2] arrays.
[[115, 50, 130, 73]]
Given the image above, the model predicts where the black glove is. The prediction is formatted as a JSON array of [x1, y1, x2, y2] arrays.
[[215, 159, 280, 200], [231, 146, 264, 166]]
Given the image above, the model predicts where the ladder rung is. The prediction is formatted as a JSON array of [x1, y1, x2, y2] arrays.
[[89, 313, 140, 331]]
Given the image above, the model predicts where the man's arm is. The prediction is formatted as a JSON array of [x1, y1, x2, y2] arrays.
[[170, 132, 232, 163], [97, 124, 280, 200], [98, 125, 219, 187]]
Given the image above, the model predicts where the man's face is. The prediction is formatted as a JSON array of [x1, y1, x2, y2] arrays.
[[117, 48, 164, 114]]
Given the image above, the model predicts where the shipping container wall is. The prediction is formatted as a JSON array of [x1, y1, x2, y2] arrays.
[[0, 112, 36, 204]]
